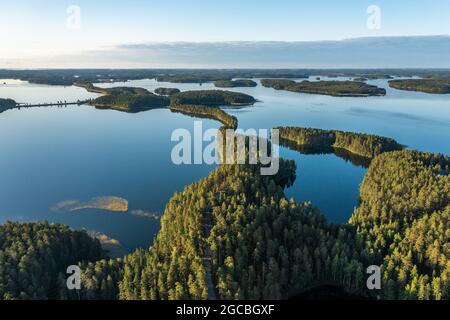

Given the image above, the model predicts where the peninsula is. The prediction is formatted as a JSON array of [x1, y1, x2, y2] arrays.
[[276, 127, 404, 158], [170, 104, 238, 129]]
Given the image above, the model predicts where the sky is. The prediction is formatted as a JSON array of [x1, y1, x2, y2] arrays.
[[0, 0, 449, 68]]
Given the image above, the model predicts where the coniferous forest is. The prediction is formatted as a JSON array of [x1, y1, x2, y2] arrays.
[[1, 0, 450, 309], [277, 127, 404, 159], [1, 147, 447, 300], [0, 74, 449, 301], [0, 98, 17, 113], [349, 151, 449, 300], [0, 222, 103, 299]]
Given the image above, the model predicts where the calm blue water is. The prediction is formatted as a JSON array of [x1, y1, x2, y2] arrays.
[[0, 77, 449, 251]]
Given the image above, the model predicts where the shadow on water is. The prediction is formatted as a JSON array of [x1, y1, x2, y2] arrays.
[[279, 138, 372, 169]]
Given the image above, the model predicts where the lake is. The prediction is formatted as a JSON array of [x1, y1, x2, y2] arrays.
[[0, 77, 449, 252]]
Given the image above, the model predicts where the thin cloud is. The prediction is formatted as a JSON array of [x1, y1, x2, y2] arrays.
[[2, 36, 450, 68]]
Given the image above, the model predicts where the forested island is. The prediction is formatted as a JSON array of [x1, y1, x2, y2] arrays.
[[91, 94, 169, 112], [74, 82, 257, 113], [389, 79, 450, 94], [261, 80, 386, 97], [276, 127, 403, 158], [214, 79, 257, 88], [154, 87, 181, 96], [77, 83, 150, 96], [0, 98, 17, 113], [76, 83, 170, 112], [170, 90, 256, 107]]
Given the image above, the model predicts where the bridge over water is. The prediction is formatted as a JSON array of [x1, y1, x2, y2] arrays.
[[16, 100, 90, 108]]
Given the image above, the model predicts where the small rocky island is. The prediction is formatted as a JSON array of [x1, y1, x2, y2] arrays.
[[389, 79, 450, 94], [214, 79, 257, 88], [261, 79, 386, 97], [53, 196, 129, 213]]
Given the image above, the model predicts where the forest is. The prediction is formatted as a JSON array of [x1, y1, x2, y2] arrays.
[[0, 148, 448, 300], [170, 104, 238, 130], [155, 71, 307, 84], [0, 98, 17, 113], [214, 80, 258, 88], [349, 151, 449, 299], [74, 83, 171, 112], [73, 83, 257, 113], [1, 69, 449, 301], [98, 160, 367, 300], [0, 222, 103, 300], [76, 83, 151, 96], [359, 74, 393, 80], [389, 79, 450, 94], [170, 90, 256, 107], [261, 79, 386, 97], [91, 93, 170, 113], [85, 149, 448, 300], [276, 127, 403, 159], [154, 87, 181, 96]]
